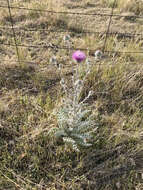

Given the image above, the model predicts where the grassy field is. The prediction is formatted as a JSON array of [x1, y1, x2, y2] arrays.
[[0, 0, 143, 189]]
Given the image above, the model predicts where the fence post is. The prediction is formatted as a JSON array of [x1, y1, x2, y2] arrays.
[[103, 0, 117, 53], [6, 0, 20, 64]]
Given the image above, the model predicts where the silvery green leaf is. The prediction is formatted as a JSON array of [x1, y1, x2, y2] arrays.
[[72, 144, 80, 152], [70, 133, 86, 141], [77, 110, 92, 120], [81, 143, 92, 147], [63, 137, 76, 144], [77, 140, 92, 147], [55, 130, 67, 138], [75, 121, 94, 133]]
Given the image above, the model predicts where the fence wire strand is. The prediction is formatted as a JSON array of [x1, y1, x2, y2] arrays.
[[0, 26, 143, 39], [1, 41, 142, 54], [1, 5, 143, 18]]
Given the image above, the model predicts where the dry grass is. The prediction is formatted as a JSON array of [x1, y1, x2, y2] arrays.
[[100, 0, 143, 15], [0, 0, 143, 189]]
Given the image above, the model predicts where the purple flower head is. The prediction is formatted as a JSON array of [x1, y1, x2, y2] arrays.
[[72, 50, 86, 63]]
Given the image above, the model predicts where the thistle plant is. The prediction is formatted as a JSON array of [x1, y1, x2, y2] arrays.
[[51, 52, 99, 152], [49, 35, 101, 152]]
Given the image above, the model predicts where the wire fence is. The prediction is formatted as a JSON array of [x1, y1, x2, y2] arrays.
[[0, 0, 143, 65]]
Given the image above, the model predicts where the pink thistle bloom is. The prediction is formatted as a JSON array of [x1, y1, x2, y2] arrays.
[[72, 50, 86, 63]]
